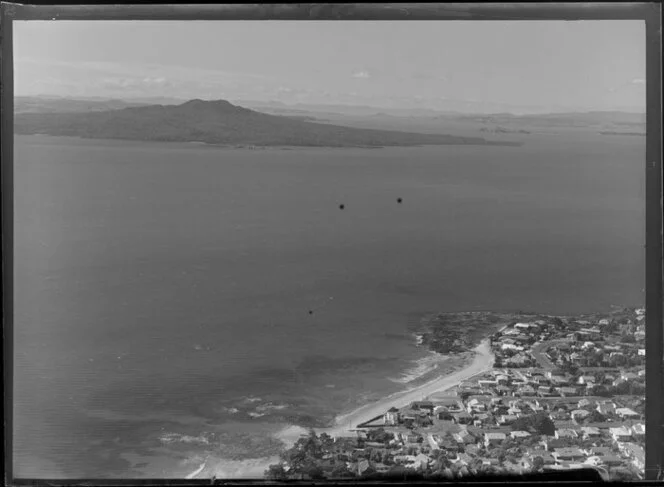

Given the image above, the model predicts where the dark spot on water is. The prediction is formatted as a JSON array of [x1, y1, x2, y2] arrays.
[[339, 204, 345, 210], [308, 310, 313, 315], [397, 197, 403, 203]]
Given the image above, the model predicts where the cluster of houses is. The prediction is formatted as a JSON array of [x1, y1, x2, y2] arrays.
[[277, 308, 647, 481], [363, 308, 647, 480]]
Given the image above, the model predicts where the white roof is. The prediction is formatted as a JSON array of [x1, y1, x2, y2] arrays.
[[610, 427, 632, 435], [616, 407, 639, 416], [510, 430, 531, 437]]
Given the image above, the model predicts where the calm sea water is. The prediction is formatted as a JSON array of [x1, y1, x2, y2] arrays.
[[13, 133, 645, 477]]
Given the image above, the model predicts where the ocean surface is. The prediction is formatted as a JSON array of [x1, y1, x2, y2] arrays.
[[13, 133, 645, 478]]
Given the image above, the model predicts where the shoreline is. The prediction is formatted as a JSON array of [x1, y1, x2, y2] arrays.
[[269, 339, 493, 450], [189, 339, 494, 479], [315, 339, 493, 439]]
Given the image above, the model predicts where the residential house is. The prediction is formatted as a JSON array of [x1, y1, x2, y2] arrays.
[[537, 385, 553, 396], [554, 419, 579, 430], [577, 398, 592, 409], [466, 398, 489, 413], [571, 409, 590, 422], [596, 401, 616, 416], [433, 395, 461, 409], [552, 448, 586, 462], [550, 409, 571, 421], [453, 411, 474, 425], [529, 451, 556, 466], [519, 385, 537, 397], [357, 459, 371, 476], [514, 322, 535, 331], [415, 414, 433, 428], [569, 352, 586, 366], [584, 446, 613, 457], [427, 434, 441, 451], [484, 432, 506, 448], [507, 398, 524, 408], [453, 429, 476, 445], [620, 371, 639, 381], [547, 371, 569, 383], [507, 406, 522, 416], [406, 432, 422, 444], [631, 423, 645, 440], [510, 430, 531, 440], [498, 414, 518, 426], [402, 415, 416, 428], [411, 401, 434, 413], [474, 413, 491, 425], [384, 407, 400, 426], [555, 429, 578, 440], [599, 455, 624, 467], [615, 407, 641, 420], [455, 453, 474, 467], [580, 427, 601, 439], [609, 427, 633, 443], [404, 454, 430, 471], [559, 387, 578, 397], [577, 375, 595, 386], [620, 442, 645, 471]]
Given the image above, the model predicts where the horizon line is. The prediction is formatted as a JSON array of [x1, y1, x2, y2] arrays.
[[14, 93, 647, 116]]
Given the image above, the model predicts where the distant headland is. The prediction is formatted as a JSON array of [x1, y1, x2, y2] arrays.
[[14, 98, 522, 148]]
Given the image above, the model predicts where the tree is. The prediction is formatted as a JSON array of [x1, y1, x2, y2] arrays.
[[532, 456, 544, 471], [265, 464, 288, 480], [319, 432, 334, 448], [330, 464, 353, 479], [605, 321, 618, 334], [367, 427, 393, 444], [532, 413, 555, 436], [370, 449, 383, 463], [460, 391, 473, 402], [305, 464, 325, 480], [621, 334, 636, 344]]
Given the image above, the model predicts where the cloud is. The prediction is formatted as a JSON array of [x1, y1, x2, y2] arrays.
[[100, 76, 174, 91], [351, 70, 371, 79], [14, 58, 276, 98], [608, 77, 646, 93]]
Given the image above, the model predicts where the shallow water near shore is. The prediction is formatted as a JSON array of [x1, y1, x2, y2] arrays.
[[13, 133, 644, 478]]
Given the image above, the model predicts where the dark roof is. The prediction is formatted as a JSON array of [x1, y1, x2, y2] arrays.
[[413, 401, 434, 407]]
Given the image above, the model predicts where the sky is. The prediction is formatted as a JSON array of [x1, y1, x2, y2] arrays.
[[14, 20, 646, 113]]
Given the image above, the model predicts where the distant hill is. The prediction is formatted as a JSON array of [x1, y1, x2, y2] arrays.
[[455, 111, 646, 130], [14, 99, 520, 148], [14, 96, 149, 114]]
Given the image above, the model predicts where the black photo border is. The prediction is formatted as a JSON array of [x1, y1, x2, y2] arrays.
[[1, 2, 662, 484]]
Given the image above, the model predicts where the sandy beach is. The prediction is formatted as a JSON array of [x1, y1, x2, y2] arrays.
[[316, 339, 494, 439], [193, 339, 494, 479]]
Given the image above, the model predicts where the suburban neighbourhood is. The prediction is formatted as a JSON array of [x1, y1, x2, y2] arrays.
[[266, 307, 647, 481]]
